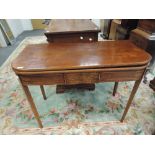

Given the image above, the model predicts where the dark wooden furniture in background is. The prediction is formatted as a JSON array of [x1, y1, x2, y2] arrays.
[[130, 20, 155, 70], [150, 77, 155, 91], [108, 19, 138, 40], [129, 20, 155, 87], [12, 41, 151, 128], [44, 19, 101, 93], [44, 19, 100, 43], [115, 19, 139, 40]]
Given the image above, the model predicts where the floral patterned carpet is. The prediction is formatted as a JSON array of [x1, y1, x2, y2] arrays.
[[0, 36, 155, 135]]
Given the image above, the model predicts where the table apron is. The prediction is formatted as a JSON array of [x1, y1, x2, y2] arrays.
[[19, 68, 145, 85]]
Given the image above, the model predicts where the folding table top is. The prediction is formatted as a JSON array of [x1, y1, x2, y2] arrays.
[[12, 40, 151, 73]]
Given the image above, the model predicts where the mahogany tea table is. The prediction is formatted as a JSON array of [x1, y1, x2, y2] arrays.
[[12, 41, 151, 128]]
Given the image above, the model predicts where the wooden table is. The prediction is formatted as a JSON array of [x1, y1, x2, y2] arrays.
[[12, 41, 151, 128], [44, 19, 101, 93], [44, 19, 100, 43]]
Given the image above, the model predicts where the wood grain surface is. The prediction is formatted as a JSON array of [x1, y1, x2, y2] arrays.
[[12, 41, 151, 73]]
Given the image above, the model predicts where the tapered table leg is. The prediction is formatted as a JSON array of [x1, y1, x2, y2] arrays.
[[113, 82, 118, 96], [120, 78, 142, 122], [20, 83, 43, 128], [40, 85, 47, 100]]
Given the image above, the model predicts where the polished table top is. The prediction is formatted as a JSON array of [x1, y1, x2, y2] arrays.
[[45, 19, 100, 34], [12, 41, 151, 73]]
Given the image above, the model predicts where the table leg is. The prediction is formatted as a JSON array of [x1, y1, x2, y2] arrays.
[[120, 78, 142, 122], [113, 82, 118, 96], [40, 85, 47, 100], [20, 82, 43, 128]]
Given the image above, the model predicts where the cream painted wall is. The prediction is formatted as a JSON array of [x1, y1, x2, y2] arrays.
[[21, 19, 33, 30], [6, 19, 23, 38], [92, 19, 100, 27], [6, 19, 32, 38]]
